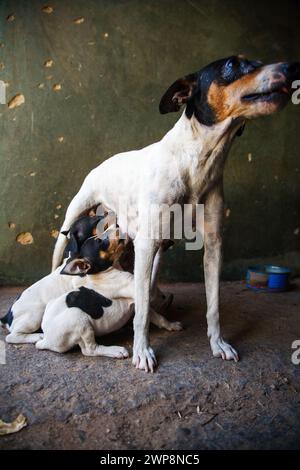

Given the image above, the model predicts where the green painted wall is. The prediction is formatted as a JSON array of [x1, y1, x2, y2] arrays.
[[0, 0, 299, 284]]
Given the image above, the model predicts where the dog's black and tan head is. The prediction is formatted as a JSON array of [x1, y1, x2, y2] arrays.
[[159, 56, 300, 125], [62, 214, 103, 257], [61, 225, 125, 276]]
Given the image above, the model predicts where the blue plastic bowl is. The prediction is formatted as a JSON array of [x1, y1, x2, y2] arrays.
[[265, 265, 291, 291], [246, 265, 291, 292]]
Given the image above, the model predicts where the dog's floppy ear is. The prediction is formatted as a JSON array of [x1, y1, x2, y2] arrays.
[[159, 73, 198, 114], [60, 258, 92, 276]]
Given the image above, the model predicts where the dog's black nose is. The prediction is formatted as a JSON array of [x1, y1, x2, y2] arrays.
[[281, 62, 300, 79]]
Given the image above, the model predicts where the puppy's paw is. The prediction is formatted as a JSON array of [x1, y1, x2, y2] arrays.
[[35, 338, 46, 349], [132, 345, 157, 373], [167, 321, 183, 331], [210, 337, 239, 362], [106, 346, 129, 359], [6, 332, 44, 344]]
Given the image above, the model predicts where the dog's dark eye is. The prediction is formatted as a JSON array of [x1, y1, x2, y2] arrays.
[[222, 58, 239, 81]]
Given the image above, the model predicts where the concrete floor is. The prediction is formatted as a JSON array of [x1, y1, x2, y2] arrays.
[[0, 281, 300, 450]]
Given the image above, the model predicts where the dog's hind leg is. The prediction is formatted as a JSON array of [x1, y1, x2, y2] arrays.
[[151, 246, 163, 292], [6, 316, 43, 344], [52, 173, 99, 271], [204, 183, 239, 362], [150, 246, 174, 314], [6, 332, 43, 344], [150, 309, 182, 331], [151, 288, 174, 314], [79, 328, 129, 359]]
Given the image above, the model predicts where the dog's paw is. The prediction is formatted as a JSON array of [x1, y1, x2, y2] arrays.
[[167, 321, 183, 331], [35, 338, 46, 349], [210, 337, 239, 362], [106, 346, 129, 359], [6, 332, 44, 344], [132, 345, 157, 373]]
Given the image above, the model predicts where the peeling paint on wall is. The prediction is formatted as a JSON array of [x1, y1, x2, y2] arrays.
[[16, 233, 33, 245], [7, 93, 24, 109]]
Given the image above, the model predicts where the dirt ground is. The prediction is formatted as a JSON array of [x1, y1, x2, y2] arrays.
[[0, 280, 300, 450]]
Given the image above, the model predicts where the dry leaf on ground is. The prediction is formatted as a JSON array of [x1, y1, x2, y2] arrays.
[[0, 414, 27, 436]]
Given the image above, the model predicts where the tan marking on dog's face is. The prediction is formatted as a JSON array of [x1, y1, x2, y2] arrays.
[[207, 65, 291, 121], [99, 230, 125, 262]]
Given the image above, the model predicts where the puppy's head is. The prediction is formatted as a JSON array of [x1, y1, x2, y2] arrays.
[[159, 56, 300, 125], [62, 214, 103, 257], [61, 224, 125, 276]]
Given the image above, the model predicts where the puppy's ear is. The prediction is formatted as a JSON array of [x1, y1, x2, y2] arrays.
[[60, 258, 92, 276], [159, 73, 198, 114]]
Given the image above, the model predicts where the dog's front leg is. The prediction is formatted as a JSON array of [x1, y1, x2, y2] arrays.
[[204, 183, 239, 362], [133, 235, 158, 372]]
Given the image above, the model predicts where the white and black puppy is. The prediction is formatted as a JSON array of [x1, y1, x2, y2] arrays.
[[36, 237, 182, 358], [1, 216, 119, 344]]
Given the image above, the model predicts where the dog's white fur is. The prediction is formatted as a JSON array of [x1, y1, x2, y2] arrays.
[[36, 267, 182, 356], [5, 261, 91, 344], [52, 112, 242, 371]]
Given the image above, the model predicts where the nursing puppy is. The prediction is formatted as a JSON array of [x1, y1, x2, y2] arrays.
[[62, 213, 103, 256], [36, 237, 182, 357], [1, 216, 117, 344]]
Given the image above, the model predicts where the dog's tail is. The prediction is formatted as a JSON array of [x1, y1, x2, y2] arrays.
[[0, 307, 13, 327], [52, 175, 99, 271], [0, 294, 20, 328]]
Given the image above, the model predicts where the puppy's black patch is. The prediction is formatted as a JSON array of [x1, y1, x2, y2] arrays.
[[1, 294, 20, 326], [66, 287, 112, 319], [1, 308, 13, 326]]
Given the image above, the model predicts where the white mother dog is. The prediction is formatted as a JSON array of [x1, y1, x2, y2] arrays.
[[52, 56, 300, 371]]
